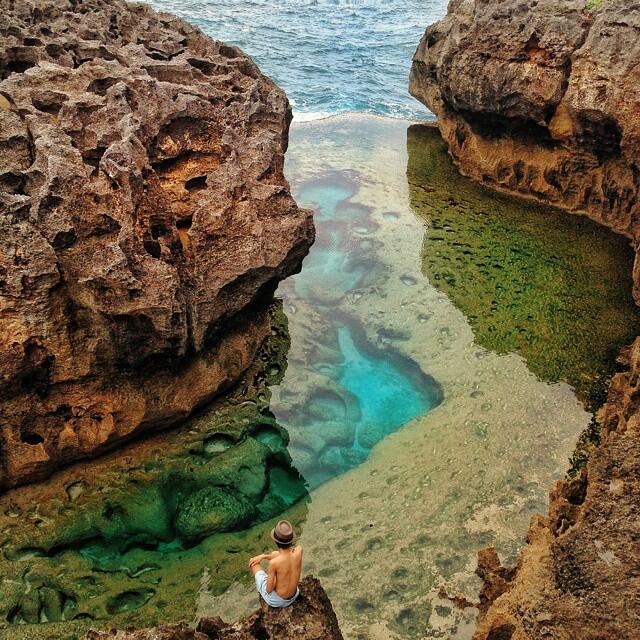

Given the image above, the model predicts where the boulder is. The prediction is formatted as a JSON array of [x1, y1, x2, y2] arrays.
[[0, 0, 314, 489], [85, 577, 343, 640]]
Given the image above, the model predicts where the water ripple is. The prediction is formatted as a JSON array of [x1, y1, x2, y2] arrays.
[[149, 0, 447, 120]]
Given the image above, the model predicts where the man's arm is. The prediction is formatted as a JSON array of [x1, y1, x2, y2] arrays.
[[249, 550, 278, 566]]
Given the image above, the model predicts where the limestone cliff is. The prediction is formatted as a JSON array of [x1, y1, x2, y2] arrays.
[[411, 1, 640, 638], [0, 0, 314, 489], [410, 0, 640, 296]]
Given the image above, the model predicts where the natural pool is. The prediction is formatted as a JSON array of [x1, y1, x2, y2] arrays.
[[0, 115, 638, 640]]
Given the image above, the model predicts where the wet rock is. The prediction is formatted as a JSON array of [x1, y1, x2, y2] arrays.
[[176, 486, 255, 543], [86, 624, 208, 640], [410, 0, 640, 299], [85, 577, 343, 640], [0, 0, 314, 491]]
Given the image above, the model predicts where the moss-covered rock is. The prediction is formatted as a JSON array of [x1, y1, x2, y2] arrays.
[[176, 487, 256, 542], [0, 302, 311, 639]]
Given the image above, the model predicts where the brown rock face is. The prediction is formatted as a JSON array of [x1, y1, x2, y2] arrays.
[[411, 2, 640, 638], [410, 0, 640, 296], [0, 0, 314, 489], [85, 577, 343, 640]]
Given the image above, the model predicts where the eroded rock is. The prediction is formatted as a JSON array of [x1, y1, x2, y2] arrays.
[[0, 0, 314, 489], [410, 0, 640, 297]]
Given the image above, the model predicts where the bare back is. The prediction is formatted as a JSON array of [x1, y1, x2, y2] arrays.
[[268, 546, 303, 599]]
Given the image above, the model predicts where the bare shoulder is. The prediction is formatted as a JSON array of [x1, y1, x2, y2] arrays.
[[294, 544, 303, 554]]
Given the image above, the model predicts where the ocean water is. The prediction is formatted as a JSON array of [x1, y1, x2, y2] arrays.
[[149, 0, 446, 120]]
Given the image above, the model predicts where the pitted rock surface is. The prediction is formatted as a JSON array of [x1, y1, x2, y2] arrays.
[[0, 0, 314, 489]]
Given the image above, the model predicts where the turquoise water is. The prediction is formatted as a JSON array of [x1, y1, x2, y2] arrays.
[[288, 318, 441, 487], [337, 327, 434, 451], [148, 0, 445, 119], [293, 176, 381, 303], [273, 174, 442, 487]]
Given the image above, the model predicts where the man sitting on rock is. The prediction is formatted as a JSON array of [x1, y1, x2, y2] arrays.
[[248, 520, 303, 607]]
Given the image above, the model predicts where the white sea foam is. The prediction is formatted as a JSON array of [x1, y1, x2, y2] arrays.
[[292, 109, 436, 126], [291, 110, 334, 122]]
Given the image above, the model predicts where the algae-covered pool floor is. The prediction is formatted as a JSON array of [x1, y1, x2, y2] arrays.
[[0, 115, 638, 640]]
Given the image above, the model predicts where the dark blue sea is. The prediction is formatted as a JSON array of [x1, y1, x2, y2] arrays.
[[149, 0, 447, 120]]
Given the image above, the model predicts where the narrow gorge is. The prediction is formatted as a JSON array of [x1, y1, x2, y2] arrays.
[[1, 0, 639, 638]]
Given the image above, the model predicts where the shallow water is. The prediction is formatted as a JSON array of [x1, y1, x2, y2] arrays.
[[407, 125, 640, 408], [208, 116, 638, 638], [0, 115, 637, 640], [148, 0, 445, 120]]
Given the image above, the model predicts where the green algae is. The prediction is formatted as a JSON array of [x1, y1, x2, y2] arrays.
[[0, 302, 309, 639], [407, 124, 640, 410]]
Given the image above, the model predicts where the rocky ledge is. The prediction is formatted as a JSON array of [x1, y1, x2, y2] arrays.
[[473, 339, 640, 640], [0, 0, 313, 489], [410, 0, 640, 296], [411, 1, 640, 638], [85, 577, 343, 640]]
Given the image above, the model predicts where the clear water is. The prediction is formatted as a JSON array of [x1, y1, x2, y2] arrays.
[[148, 0, 445, 120], [337, 326, 430, 449], [271, 173, 442, 487], [1, 1, 638, 639], [0, 116, 637, 640]]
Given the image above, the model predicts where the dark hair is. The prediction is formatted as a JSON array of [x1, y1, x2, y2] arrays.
[[275, 540, 293, 549]]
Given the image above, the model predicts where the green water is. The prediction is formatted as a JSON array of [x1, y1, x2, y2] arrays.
[[0, 116, 637, 640], [407, 125, 640, 409]]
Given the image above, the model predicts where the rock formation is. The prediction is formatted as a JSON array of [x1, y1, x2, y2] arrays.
[[85, 577, 343, 640], [0, 0, 313, 489], [410, 0, 640, 296], [411, 1, 640, 638]]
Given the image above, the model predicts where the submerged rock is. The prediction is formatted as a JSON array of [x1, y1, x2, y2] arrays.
[[410, 0, 640, 296], [0, 0, 314, 489], [85, 577, 343, 640], [473, 338, 640, 639]]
